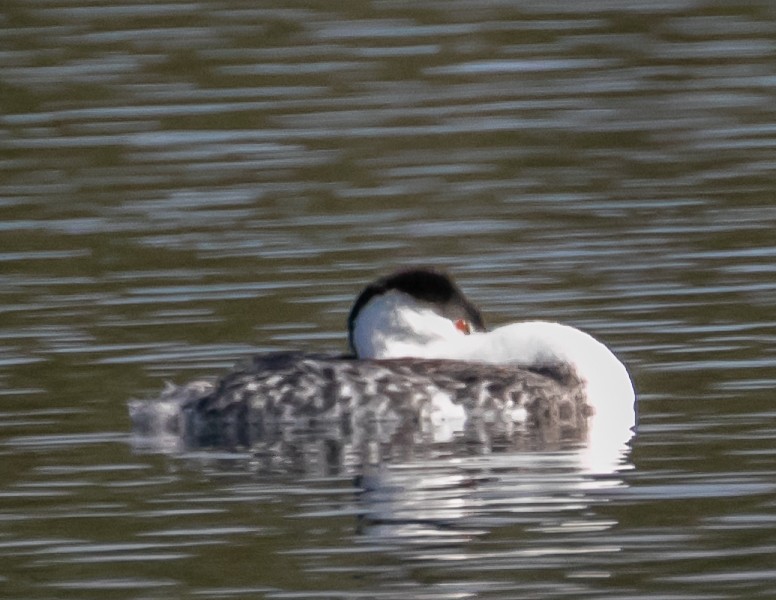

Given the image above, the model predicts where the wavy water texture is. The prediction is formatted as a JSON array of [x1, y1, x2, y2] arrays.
[[1, 0, 775, 598]]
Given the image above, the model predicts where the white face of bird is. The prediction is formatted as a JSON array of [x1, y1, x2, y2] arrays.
[[350, 290, 474, 359]]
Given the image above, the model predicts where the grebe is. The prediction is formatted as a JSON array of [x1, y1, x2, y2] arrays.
[[129, 268, 634, 451]]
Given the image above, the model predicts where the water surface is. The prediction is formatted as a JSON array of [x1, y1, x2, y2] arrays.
[[2, 0, 776, 597]]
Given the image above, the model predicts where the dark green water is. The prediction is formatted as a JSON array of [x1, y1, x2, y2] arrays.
[[2, 1, 776, 597]]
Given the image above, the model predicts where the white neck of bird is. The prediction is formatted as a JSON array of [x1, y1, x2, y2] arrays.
[[353, 300, 634, 410]]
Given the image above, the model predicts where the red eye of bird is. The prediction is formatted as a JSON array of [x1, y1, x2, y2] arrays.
[[454, 319, 472, 335]]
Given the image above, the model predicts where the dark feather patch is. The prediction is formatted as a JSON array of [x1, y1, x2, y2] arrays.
[[163, 352, 589, 448]]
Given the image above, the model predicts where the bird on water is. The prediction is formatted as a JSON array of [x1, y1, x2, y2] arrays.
[[129, 268, 635, 450]]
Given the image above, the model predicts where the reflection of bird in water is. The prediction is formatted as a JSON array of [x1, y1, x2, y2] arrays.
[[129, 268, 635, 470]]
